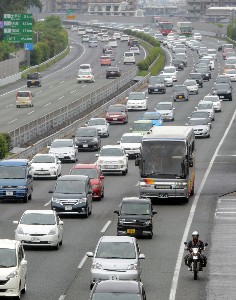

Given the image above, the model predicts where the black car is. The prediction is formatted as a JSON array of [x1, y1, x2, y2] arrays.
[[217, 41, 225, 51], [49, 175, 93, 217], [215, 75, 232, 87], [174, 53, 187, 67], [27, 72, 42, 87], [172, 58, 184, 70], [90, 280, 147, 300], [106, 67, 121, 78], [195, 67, 211, 81], [212, 83, 232, 101], [189, 72, 203, 87], [74, 126, 101, 150], [114, 197, 157, 239], [147, 76, 166, 94], [130, 40, 140, 49], [173, 84, 189, 101]]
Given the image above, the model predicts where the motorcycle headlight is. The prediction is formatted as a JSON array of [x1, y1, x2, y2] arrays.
[[128, 263, 138, 270], [6, 271, 18, 279], [92, 262, 103, 269], [48, 228, 56, 235]]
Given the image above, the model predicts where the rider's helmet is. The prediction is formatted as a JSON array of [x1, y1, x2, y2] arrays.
[[192, 231, 199, 241]]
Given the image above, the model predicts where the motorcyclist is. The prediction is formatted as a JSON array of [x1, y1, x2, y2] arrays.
[[184, 231, 207, 271]]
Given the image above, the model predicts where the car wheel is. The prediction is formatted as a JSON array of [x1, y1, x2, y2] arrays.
[[54, 241, 60, 250], [84, 207, 89, 218], [101, 189, 104, 198], [21, 280, 26, 294], [163, 90, 166, 94], [23, 194, 29, 203], [89, 204, 92, 215], [147, 232, 153, 239]]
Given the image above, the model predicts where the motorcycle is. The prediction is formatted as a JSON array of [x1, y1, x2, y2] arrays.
[[184, 242, 208, 280]]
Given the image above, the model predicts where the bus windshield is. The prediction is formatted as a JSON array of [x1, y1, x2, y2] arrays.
[[140, 140, 187, 178]]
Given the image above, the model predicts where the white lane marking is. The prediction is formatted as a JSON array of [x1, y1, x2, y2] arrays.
[[217, 154, 236, 156], [44, 200, 51, 207], [60, 81, 64, 84], [44, 103, 51, 107], [27, 111, 34, 115], [101, 220, 112, 233], [58, 96, 64, 100], [70, 90, 77, 93], [6, 104, 13, 108], [82, 85, 86, 87], [48, 85, 54, 89], [78, 254, 88, 269], [140, 45, 147, 59], [8, 119, 17, 124], [35, 91, 42, 94], [169, 108, 236, 300], [58, 295, 66, 300]]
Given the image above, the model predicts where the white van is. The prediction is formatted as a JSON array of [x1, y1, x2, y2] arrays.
[[108, 38, 117, 48], [124, 52, 136, 64], [202, 55, 215, 70], [82, 34, 90, 42], [0, 239, 27, 298], [16, 90, 34, 107]]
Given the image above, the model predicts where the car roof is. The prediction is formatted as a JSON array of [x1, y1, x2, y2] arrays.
[[94, 280, 141, 294], [122, 132, 143, 137], [101, 145, 124, 149], [99, 235, 135, 243], [0, 159, 29, 166], [57, 175, 88, 181], [71, 163, 97, 169], [23, 210, 56, 215], [134, 119, 152, 124], [122, 197, 151, 204], [0, 239, 19, 249]]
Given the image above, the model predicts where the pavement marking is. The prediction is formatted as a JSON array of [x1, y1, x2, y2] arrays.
[[6, 104, 13, 108], [60, 81, 64, 84], [48, 85, 54, 89], [58, 295, 66, 300], [58, 96, 64, 100], [27, 111, 34, 115], [35, 91, 42, 94], [44, 102, 51, 107], [101, 220, 112, 233], [78, 254, 88, 269], [70, 90, 77, 93], [8, 119, 17, 124], [169, 108, 236, 300], [44, 200, 51, 207]]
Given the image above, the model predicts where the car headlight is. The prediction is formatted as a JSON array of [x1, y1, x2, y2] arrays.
[[92, 262, 103, 269], [92, 138, 98, 142], [17, 227, 26, 235], [78, 198, 87, 203], [68, 151, 75, 155], [50, 166, 56, 169], [118, 219, 125, 224], [48, 228, 57, 235], [52, 198, 60, 203], [227, 90, 231, 93], [145, 220, 152, 225], [128, 263, 138, 270], [118, 160, 125, 164], [17, 186, 26, 189], [7, 271, 18, 279], [98, 160, 104, 164]]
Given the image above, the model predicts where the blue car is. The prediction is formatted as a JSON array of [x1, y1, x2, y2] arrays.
[[140, 111, 163, 126]]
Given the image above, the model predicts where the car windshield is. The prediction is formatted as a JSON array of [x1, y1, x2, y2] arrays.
[[149, 77, 163, 84], [55, 180, 85, 194], [76, 128, 96, 137], [142, 112, 161, 120], [51, 140, 73, 148], [189, 119, 208, 125], [174, 86, 186, 92], [133, 123, 152, 131], [121, 135, 142, 143], [96, 242, 136, 259], [0, 166, 26, 179], [125, 52, 134, 57], [20, 213, 56, 225], [101, 56, 109, 60], [121, 202, 150, 215], [191, 111, 209, 118], [216, 77, 231, 83], [0, 248, 16, 268], [17, 92, 29, 97], [204, 96, 219, 102], [185, 81, 196, 86], [128, 93, 145, 100], [198, 103, 212, 109], [225, 69, 236, 74], [70, 168, 98, 179], [27, 73, 39, 79], [80, 65, 90, 70], [224, 64, 236, 69], [214, 83, 230, 89], [107, 106, 124, 112], [32, 155, 55, 163], [100, 148, 124, 156], [160, 74, 172, 79], [156, 103, 172, 110], [88, 119, 106, 126]]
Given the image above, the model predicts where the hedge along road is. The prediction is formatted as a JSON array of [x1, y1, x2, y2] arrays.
[[0, 30, 146, 134]]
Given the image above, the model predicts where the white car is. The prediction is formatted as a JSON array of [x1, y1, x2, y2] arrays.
[[85, 28, 93, 34], [224, 69, 236, 81], [186, 118, 211, 138], [193, 32, 202, 41], [195, 101, 215, 121], [77, 70, 95, 83], [71, 25, 78, 31], [155, 101, 175, 121], [203, 95, 222, 112], [129, 46, 140, 55], [159, 73, 174, 86], [30, 153, 61, 179], [48, 139, 78, 162], [0, 239, 27, 298], [162, 66, 178, 81], [207, 48, 217, 60], [82, 34, 90, 42], [86, 117, 110, 137], [101, 34, 109, 42], [126, 92, 148, 110], [95, 145, 128, 175], [113, 32, 121, 39], [118, 132, 143, 158], [120, 34, 129, 42], [184, 79, 199, 94], [202, 55, 215, 70], [13, 210, 63, 249], [79, 63, 92, 73]]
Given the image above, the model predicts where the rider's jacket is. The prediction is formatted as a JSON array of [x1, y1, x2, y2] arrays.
[[187, 239, 204, 252]]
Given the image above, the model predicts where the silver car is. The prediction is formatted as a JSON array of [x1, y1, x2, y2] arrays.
[[195, 101, 215, 121], [203, 95, 222, 112], [155, 101, 175, 121], [86, 117, 110, 137], [87, 236, 145, 289], [186, 118, 211, 138]]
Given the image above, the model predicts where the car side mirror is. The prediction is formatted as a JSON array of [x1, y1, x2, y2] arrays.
[[88, 190, 93, 194], [13, 221, 19, 225], [152, 210, 157, 215], [195, 107, 197, 109], [47, 145, 50, 149], [139, 254, 145, 259], [100, 175, 104, 179], [135, 157, 140, 166], [205, 243, 208, 246], [184, 242, 187, 245], [185, 123, 188, 126], [95, 154, 99, 157], [117, 141, 120, 144], [59, 220, 64, 225], [114, 210, 119, 214], [48, 190, 54, 193], [86, 252, 93, 257]]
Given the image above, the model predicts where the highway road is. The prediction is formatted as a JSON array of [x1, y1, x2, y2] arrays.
[[0, 34, 235, 300], [0, 30, 145, 133]]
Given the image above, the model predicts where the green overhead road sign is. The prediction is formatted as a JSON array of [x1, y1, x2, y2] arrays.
[[3, 13, 33, 44], [67, 9, 75, 15]]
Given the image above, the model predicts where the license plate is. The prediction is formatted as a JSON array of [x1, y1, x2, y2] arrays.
[[58, 154, 64, 158], [65, 206, 72, 211], [193, 256, 198, 259], [159, 193, 168, 198], [31, 80, 35, 83], [110, 275, 119, 280], [83, 144, 88, 147], [107, 165, 116, 168], [219, 96, 224, 98], [31, 237, 40, 242], [178, 96, 183, 99], [113, 118, 117, 120], [154, 89, 159, 91], [6, 191, 13, 196], [127, 229, 136, 234]]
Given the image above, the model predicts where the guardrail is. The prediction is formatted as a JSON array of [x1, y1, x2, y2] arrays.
[[10, 71, 149, 159]]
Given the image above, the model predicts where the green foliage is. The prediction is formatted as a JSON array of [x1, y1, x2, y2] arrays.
[[0, 41, 15, 62], [0, 133, 11, 152], [227, 22, 236, 41], [0, 134, 8, 159]]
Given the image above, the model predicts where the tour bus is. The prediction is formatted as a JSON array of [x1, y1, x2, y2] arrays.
[[135, 126, 195, 203]]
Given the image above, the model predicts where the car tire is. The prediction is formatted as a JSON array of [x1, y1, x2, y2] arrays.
[[21, 280, 26, 294], [84, 207, 89, 218], [183, 197, 189, 204], [54, 242, 60, 250], [207, 134, 211, 138], [23, 194, 29, 203]]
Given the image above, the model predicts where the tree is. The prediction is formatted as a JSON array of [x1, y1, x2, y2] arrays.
[[0, 0, 42, 19]]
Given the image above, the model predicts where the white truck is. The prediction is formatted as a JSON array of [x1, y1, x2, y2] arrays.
[[176, 22, 192, 37]]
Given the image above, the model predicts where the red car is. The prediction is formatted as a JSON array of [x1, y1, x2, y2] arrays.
[[105, 104, 128, 124], [69, 164, 104, 200]]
